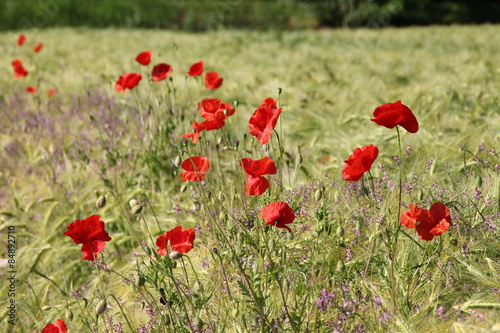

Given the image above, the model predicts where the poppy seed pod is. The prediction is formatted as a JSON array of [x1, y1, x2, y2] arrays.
[[314, 188, 323, 201], [96, 195, 106, 209], [336, 226, 345, 238], [95, 299, 107, 315], [129, 199, 138, 208], [174, 156, 182, 168], [194, 316, 204, 330], [65, 309, 74, 321], [336, 260, 345, 273], [169, 251, 183, 260], [131, 204, 143, 215]]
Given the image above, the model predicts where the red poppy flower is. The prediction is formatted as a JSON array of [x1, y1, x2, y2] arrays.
[[180, 156, 210, 182], [11, 59, 28, 78], [204, 71, 223, 89], [248, 98, 282, 145], [63, 215, 112, 261], [187, 60, 203, 76], [240, 157, 277, 195], [47, 89, 56, 97], [25, 86, 37, 93], [17, 34, 26, 46], [152, 63, 173, 82], [33, 43, 43, 53], [400, 202, 452, 241], [41, 319, 67, 333], [341, 144, 379, 181], [371, 101, 419, 133], [114, 73, 142, 92], [261, 201, 295, 232], [156, 226, 195, 256], [182, 98, 235, 143], [135, 50, 152, 65]]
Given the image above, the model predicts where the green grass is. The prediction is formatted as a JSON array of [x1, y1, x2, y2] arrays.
[[0, 25, 499, 332]]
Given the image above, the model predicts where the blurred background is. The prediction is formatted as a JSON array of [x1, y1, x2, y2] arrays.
[[1, 0, 499, 31]]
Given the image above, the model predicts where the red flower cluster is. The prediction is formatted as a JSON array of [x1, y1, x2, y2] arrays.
[[183, 98, 235, 143], [240, 157, 277, 195], [341, 144, 379, 181], [152, 63, 173, 82], [371, 100, 419, 133], [63, 215, 112, 261], [17, 34, 26, 46], [249, 98, 282, 144], [11, 59, 28, 78], [401, 202, 452, 241], [115, 73, 142, 92], [41, 319, 67, 333], [33, 43, 43, 53], [180, 156, 210, 182], [156, 226, 195, 256], [187, 60, 203, 76], [135, 50, 152, 65], [261, 201, 295, 232], [204, 71, 223, 89]]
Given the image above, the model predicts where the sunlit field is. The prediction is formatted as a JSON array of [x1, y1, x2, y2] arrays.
[[1, 25, 499, 333]]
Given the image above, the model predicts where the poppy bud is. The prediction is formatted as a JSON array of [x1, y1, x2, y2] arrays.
[[131, 204, 143, 215], [418, 189, 424, 201], [234, 140, 239, 148], [95, 299, 107, 315], [180, 184, 187, 193], [355, 220, 363, 232], [314, 189, 323, 201], [450, 238, 458, 246], [129, 199, 138, 208], [169, 251, 183, 260], [288, 232, 294, 240], [96, 194, 106, 209], [65, 309, 74, 321], [232, 308, 239, 317], [278, 87, 282, 95], [217, 137, 223, 146], [194, 316, 204, 330], [218, 191, 226, 202], [476, 175, 483, 187], [41, 305, 51, 311], [336, 260, 345, 273], [219, 210, 227, 221], [174, 156, 182, 168], [137, 274, 146, 287], [233, 100, 239, 107], [223, 108, 229, 116], [336, 226, 345, 238]]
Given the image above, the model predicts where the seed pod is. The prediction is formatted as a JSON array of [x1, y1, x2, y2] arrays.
[[131, 205, 143, 215], [336, 260, 345, 273], [137, 274, 146, 287], [169, 251, 183, 260], [336, 225, 345, 238], [129, 199, 138, 208], [194, 316, 204, 330], [174, 155, 182, 168], [314, 188, 323, 201], [418, 189, 424, 201], [476, 175, 483, 187], [65, 309, 73, 321], [95, 299, 107, 315], [96, 195, 106, 209]]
